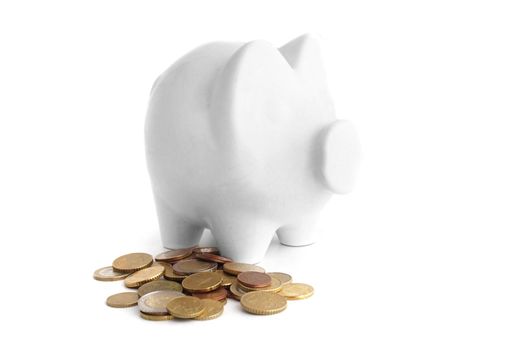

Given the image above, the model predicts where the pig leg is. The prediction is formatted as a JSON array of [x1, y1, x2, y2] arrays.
[[211, 218, 277, 264], [277, 221, 318, 247], [154, 194, 204, 249]]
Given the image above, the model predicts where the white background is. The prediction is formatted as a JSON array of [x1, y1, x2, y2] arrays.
[[1, 1, 524, 349]]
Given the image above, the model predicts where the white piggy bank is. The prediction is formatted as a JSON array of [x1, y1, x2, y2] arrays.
[[145, 34, 360, 263]]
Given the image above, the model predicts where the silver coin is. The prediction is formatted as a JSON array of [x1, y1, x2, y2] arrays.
[[93, 266, 130, 281], [138, 290, 185, 315], [137, 280, 183, 297]]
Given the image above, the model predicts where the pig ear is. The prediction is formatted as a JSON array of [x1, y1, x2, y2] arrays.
[[279, 34, 327, 89], [211, 40, 296, 146]]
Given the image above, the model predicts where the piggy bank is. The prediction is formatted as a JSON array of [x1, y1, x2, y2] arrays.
[[145, 34, 360, 263]]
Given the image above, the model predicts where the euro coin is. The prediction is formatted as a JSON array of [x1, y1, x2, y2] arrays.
[[194, 299, 224, 320], [106, 292, 139, 308], [228, 281, 246, 300], [182, 271, 222, 293], [124, 265, 164, 288], [223, 262, 265, 275], [237, 271, 272, 288], [155, 248, 192, 263], [93, 266, 130, 281], [173, 259, 217, 275], [240, 291, 287, 315], [195, 253, 233, 264], [192, 287, 228, 301], [237, 276, 282, 293], [278, 283, 314, 300], [157, 262, 186, 282], [166, 296, 205, 319], [214, 270, 236, 287], [267, 272, 292, 285], [138, 290, 185, 315], [140, 312, 175, 321], [137, 280, 183, 297], [112, 252, 153, 273]]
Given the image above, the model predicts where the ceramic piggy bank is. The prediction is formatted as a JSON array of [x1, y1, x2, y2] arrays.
[[145, 34, 359, 263]]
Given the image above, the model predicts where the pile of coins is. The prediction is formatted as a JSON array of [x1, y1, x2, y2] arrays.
[[94, 247, 314, 321]]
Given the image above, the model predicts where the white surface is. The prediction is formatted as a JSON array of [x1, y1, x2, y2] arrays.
[[0, 1, 524, 349]]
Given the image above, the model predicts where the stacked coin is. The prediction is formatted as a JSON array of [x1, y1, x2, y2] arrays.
[[138, 290, 185, 320], [94, 246, 313, 320]]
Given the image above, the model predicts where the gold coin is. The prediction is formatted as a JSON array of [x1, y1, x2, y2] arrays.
[[192, 287, 228, 302], [267, 272, 292, 285], [93, 266, 130, 281], [124, 265, 164, 288], [240, 291, 287, 315], [112, 252, 153, 273], [228, 281, 246, 300], [140, 311, 175, 321], [166, 296, 205, 319], [106, 292, 139, 308], [173, 259, 217, 275], [237, 276, 282, 293], [138, 290, 185, 315], [278, 283, 314, 300], [152, 261, 170, 269], [165, 273, 186, 282], [194, 299, 224, 320], [182, 271, 222, 293], [214, 270, 236, 287], [223, 262, 265, 276], [155, 248, 193, 263], [137, 280, 183, 297]]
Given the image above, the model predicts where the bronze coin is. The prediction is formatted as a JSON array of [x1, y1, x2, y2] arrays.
[[195, 253, 233, 264], [237, 276, 282, 293], [237, 271, 272, 288], [155, 262, 186, 281], [192, 287, 228, 301], [155, 248, 193, 263], [173, 259, 217, 275], [193, 247, 220, 255]]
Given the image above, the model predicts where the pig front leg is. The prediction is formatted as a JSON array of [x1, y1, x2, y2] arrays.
[[153, 194, 204, 249], [211, 217, 277, 264], [277, 220, 318, 247]]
